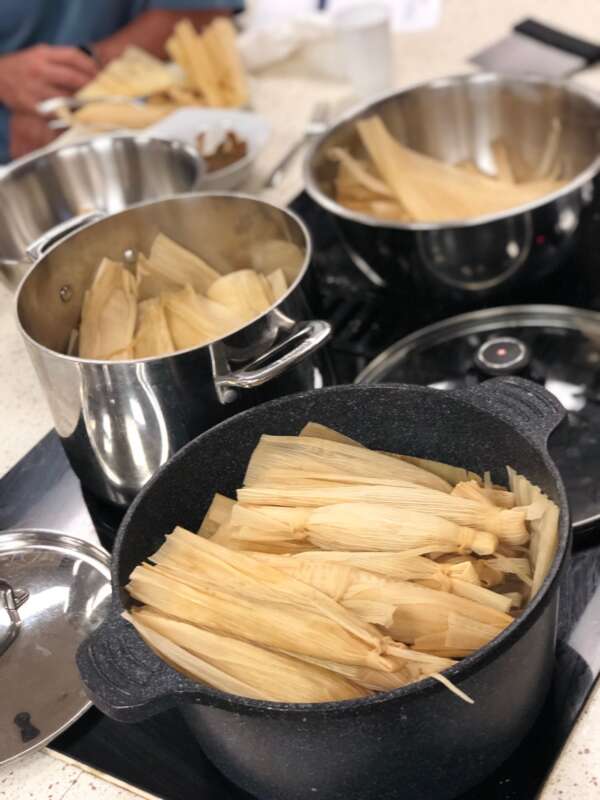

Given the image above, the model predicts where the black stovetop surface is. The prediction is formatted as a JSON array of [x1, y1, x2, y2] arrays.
[[3, 192, 600, 799]]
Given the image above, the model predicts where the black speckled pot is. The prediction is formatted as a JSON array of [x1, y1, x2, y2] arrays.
[[78, 377, 571, 800]]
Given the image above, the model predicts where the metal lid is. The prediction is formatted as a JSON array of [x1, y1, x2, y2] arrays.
[[357, 305, 600, 530], [0, 530, 111, 764]]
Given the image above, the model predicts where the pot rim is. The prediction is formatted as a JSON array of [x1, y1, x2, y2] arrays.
[[14, 191, 313, 366], [113, 382, 571, 717], [355, 303, 600, 384], [303, 72, 600, 230]]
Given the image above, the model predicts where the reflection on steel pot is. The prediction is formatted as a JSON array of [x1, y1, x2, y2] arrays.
[[77, 380, 570, 800], [16, 194, 331, 506], [304, 74, 600, 306], [0, 134, 203, 287]]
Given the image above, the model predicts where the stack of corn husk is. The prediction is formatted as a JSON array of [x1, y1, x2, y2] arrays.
[[125, 422, 560, 704], [330, 115, 566, 223], [73, 232, 302, 361], [64, 18, 248, 130]]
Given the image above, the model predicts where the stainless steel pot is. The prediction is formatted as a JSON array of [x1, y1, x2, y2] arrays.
[[0, 134, 203, 287], [304, 74, 600, 308], [16, 193, 331, 505]]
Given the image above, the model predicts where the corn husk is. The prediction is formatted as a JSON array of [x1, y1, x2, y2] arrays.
[[236, 482, 527, 540], [249, 239, 303, 278], [128, 563, 392, 671], [338, 570, 512, 639], [319, 503, 492, 555], [355, 116, 565, 223], [149, 233, 220, 294], [206, 269, 272, 323], [198, 493, 234, 537], [79, 258, 137, 359], [136, 253, 180, 300], [488, 554, 532, 587], [129, 607, 364, 702], [452, 480, 515, 509], [414, 611, 505, 657], [266, 269, 288, 304], [133, 297, 175, 358], [162, 285, 239, 350], [244, 435, 452, 493], [146, 528, 387, 653]]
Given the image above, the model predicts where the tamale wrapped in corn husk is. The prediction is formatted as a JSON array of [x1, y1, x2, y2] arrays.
[[236, 483, 527, 540], [163, 285, 239, 350], [129, 607, 365, 702], [206, 269, 272, 323], [149, 232, 220, 293], [79, 258, 137, 360], [249, 239, 303, 277], [147, 528, 385, 651], [198, 493, 234, 537], [306, 503, 497, 555], [265, 268, 288, 303], [452, 480, 515, 509], [128, 563, 393, 670], [245, 435, 452, 493], [413, 611, 505, 657], [136, 252, 180, 300], [133, 297, 175, 358], [488, 554, 532, 586], [341, 573, 512, 642]]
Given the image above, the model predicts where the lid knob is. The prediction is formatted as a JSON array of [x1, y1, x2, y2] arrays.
[[475, 336, 531, 376]]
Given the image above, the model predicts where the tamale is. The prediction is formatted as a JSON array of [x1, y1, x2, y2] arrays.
[[307, 503, 497, 555], [149, 232, 220, 293], [136, 252, 180, 300], [79, 258, 137, 360], [130, 607, 364, 702], [147, 528, 385, 650], [249, 239, 303, 278], [395, 455, 481, 487], [162, 285, 239, 350], [198, 493, 235, 537], [244, 435, 453, 493], [127, 564, 393, 670], [236, 483, 527, 540], [266, 268, 288, 304], [134, 298, 175, 358], [206, 269, 272, 322], [452, 480, 515, 509]]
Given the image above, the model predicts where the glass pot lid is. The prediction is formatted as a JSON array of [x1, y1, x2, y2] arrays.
[[357, 304, 600, 530]]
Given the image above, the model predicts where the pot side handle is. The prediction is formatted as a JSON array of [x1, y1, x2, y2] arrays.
[[213, 319, 331, 402], [76, 610, 198, 723], [26, 210, 106, 262], [455, 376, 566, 446]]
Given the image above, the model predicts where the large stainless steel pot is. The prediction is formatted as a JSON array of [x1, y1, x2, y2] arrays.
[[305, 74, 600, 310], [0, 134, 203, 288], [16, 193, 331, 505]]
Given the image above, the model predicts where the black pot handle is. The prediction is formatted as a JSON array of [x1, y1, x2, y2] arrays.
[[76, 607, 199, 722], [454, 376, 566, 447]]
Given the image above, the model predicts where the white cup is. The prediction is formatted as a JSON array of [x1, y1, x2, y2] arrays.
[[334, 3, 392, 100]]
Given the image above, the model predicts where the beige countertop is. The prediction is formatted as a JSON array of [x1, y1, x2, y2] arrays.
[[2, 0, 600, 796]]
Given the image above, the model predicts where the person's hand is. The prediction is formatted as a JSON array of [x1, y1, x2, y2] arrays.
[[0, 45, 98, 113], [9, 111, 59, 160]]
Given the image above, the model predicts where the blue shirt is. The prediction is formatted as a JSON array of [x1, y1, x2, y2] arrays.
[[0, 0, 241, 162]]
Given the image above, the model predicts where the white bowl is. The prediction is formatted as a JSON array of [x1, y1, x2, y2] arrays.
[[146, 107, 270, 191]]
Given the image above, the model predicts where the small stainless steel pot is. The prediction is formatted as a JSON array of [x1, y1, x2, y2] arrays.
[[0, 134, 203, 287], [304, 74, 600, 308], [16, 193, 331, 505]]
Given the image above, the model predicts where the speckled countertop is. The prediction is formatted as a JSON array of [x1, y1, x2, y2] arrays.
[[2, 1, 600, 796]]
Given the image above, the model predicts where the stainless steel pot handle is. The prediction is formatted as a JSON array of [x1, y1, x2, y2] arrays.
[[26, 210, 106, 262], [213, 320, 331, 402], [0, 579, 28, 658]]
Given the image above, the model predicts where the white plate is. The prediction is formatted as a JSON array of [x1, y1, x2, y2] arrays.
[[146, 107, 270, 191]]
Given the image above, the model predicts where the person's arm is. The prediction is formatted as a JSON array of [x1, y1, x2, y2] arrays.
[[93, 9, 232, 65], [0, 45, 97, 112]]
